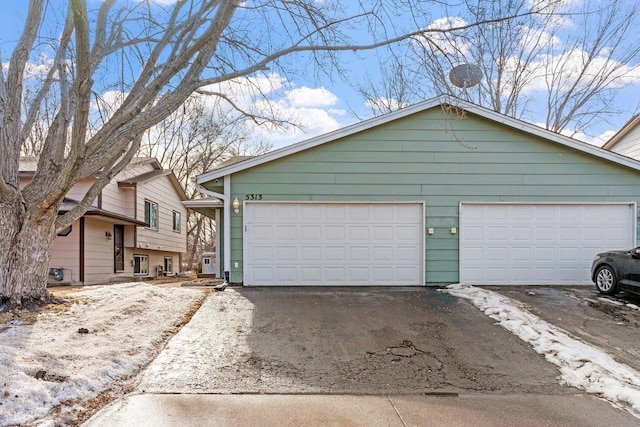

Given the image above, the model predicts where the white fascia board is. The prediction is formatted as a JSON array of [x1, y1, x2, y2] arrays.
[[182, 199, 224, 208], [194, 96, 640, 184]]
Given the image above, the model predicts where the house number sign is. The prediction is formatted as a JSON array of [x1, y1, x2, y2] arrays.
[[245, 194, 263, 200]]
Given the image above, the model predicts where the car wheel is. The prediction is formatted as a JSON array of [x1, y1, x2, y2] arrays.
[[595, 265, 618, 295]]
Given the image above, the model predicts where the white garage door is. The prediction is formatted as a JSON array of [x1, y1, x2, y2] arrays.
[[244, 202, 424, 286], [460, 203, 636, 285]]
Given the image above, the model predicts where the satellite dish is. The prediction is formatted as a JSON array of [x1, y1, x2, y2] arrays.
[[449, 64, 482, 88]]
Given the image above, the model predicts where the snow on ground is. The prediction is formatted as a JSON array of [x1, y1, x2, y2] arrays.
[[0, 282, 202, 426], [444, 284, 640, 419]]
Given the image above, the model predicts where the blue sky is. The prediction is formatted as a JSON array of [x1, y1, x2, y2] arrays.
[[2, 0, 640, 151]]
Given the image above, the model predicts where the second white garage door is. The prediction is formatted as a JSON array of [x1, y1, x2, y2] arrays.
[[244, 202, 424, 286], [460, 202, 636, 285]]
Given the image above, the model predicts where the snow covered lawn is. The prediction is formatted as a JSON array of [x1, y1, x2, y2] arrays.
[[444, 284, 640, 419], [0, 282, 203, 426]]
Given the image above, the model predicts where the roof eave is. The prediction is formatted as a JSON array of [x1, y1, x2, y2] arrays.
[[602, 115, 640, 150]]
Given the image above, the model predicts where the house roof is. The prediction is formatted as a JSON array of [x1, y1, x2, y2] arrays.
[[119, 159, 188, 201], [194, 96, 640, 184], [602, 114, 640, 150], [19, 156, 188, 202], [59, 198, 148, 226], [218, 156, 255, 168], [118, 169, 172, 185], [182, 197, 224, 218]]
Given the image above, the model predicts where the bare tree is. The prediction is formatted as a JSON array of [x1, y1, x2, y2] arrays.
[[0, 0, 555, 308], [138, 94, 272, 270], [359, 0, 640, 139]]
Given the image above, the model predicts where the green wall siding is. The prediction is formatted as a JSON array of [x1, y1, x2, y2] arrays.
[[220, 107, 640, 284]]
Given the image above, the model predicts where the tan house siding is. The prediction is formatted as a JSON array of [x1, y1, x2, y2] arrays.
[[49, 220, 81, 283], [136, 175, 188, 254], [100, 162, 155, 216], [83, 217, 115, 285], [20, 157, 187, 285], [607, 125, 640, 160], [66, 179, 98, 206]]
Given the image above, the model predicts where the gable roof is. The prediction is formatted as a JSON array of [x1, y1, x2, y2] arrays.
[[120, 158, 188, 201], [602, 115, 640, 150], [195, 97, 640, 184], [19, 156, 188, 201]]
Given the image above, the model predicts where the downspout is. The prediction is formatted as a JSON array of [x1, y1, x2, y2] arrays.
[[195, 178, 231, 283]]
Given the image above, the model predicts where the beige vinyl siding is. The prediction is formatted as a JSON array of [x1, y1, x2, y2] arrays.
[[65, 179, 97, 206], [222, 107, 640, 284], [608, 125, 640, 160], [100, 162, 155, 216], [83, 217, 116, 285], [136, 174, 187, 255], [49, 219, 81, 283]]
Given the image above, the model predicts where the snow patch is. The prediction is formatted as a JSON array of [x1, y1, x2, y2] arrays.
[[443, 284, 640, 418], [0, 282, 201, 426]]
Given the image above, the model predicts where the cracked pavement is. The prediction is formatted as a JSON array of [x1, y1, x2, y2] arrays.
[[138, 287, 574, 395]]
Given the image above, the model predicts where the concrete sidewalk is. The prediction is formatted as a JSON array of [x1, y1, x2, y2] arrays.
[[84, 393, 638, 426]]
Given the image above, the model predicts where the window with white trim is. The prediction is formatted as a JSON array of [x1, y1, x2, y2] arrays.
[[173, 211, 181, 232], [134, 255, 148, 275], [145, 200, 158, 230], [164, 256, 173, 274]]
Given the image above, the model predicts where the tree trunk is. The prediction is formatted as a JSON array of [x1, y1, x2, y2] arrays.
[[0, 193, 56, 309]]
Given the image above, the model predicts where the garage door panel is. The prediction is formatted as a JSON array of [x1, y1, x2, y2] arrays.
[[326, 226, 346, 241], [276, 246, 297, 262], [301, 225, 321, 240], [397, 246, 420, 263], [373, 247, 393, 261], [301, 246, 321, 261], [349, 226, 370, 240], [250, 246, 273, 262], [349, 246, 369, 262], [326, 267, 346, 281], [326, 246, 346, 261], [252, 225, 273, 241], [461, 203, 635, 285], [245, 202, 424, 286]]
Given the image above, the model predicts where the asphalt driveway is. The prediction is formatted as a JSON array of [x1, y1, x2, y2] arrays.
[[87, 285, 640, 426], [137, 287, 570, 395], [489, 285, 640, 373]]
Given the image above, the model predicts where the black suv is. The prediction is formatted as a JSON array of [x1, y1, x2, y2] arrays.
[[592, 247, 640, 295]]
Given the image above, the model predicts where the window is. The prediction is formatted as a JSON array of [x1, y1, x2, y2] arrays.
[[134, 255, 148, 275], [57, 225, 72, 237], [172, 211, 181, 232], [114, 225, 125, 272], [145, 200, 158, 230], [164, 256, 173, 274]]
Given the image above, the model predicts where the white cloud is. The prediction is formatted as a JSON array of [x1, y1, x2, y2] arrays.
[[286, 86, 337, 108], [413, 17, 471, 59], [249, 97, 346, 149], [91, 90, 126, 113], [197, 74, 347, 149], [89, 72, 346, 151]]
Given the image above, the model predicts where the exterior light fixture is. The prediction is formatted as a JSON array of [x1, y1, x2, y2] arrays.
[[232, 197, 241, 214], [105, 231, 112, 240]]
